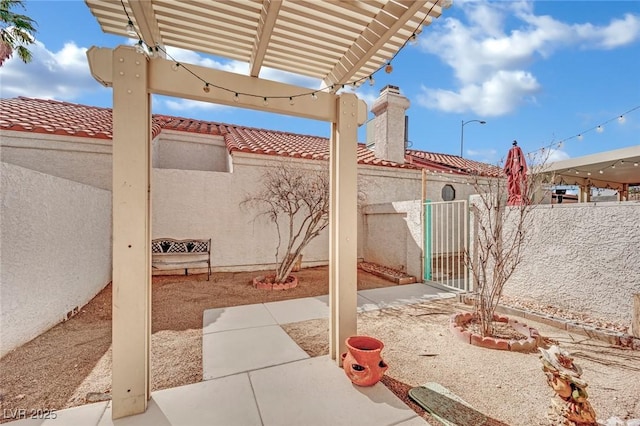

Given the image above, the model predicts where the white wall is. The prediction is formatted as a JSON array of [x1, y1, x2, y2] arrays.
[[0, 163, 112, 357], [363, 200, 423, 278], [471, 199, 640, 324], [0, 131, 113, 190]]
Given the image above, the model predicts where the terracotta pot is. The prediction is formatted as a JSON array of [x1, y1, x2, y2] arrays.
[[341, 335, 388, 386]]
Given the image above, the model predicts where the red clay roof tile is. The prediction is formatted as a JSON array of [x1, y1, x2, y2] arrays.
[[0, 97, 498, 175]]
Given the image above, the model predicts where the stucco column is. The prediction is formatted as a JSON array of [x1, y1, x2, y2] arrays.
[[111, 46, 152, 418], [328, 93, 358, 364]]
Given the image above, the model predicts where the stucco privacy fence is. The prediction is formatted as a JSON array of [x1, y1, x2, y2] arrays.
[[469, 196, 640, 328]]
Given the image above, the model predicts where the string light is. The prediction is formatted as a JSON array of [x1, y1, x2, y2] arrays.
[[526, 105, 639, 157], [135, 40, 145, 54], [203, 83, 210, 93], [409, 33, 418, 45], [125, 20, 136, 37], [118, 0, 443, 106]]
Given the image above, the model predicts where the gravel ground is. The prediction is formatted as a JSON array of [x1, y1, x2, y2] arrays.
[[282, 298, 640, 426]]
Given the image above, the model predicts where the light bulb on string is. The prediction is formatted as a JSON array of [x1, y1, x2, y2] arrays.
[[171, 62, 180, 71], [409, 33, 418, 45], [289, 97, 295, 105], [368, 75, 375, 86], [263, 97, 269, 106], [596, 125, 604, 133], [203, 83, 210, 93], [311, 92, 317, 100], [577, 134, 583, 140], [135, 40, 145, 54], [618, 115, 626, 124], [125, 20, 136, 37], [385, 62, 393, 73], [233, 93, 239, 103]]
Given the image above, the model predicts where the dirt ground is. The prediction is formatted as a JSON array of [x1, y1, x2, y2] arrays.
[[0, 266, 392, 422], [1, 266, 639, 425]]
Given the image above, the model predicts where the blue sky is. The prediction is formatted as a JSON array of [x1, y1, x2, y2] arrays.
[[1, 0, 639, 165]]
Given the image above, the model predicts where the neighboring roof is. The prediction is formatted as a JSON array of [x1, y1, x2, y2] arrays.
[[85, 0, 446, 88], [0, 96, 498, 175], [544, 145, 640, 186]]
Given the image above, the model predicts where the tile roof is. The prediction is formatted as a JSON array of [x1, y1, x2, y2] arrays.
[[0, 96, 499, 175]]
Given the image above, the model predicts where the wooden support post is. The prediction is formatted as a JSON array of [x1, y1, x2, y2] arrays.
[[328, 93, 358, 364], [110, 46, 152, 419]]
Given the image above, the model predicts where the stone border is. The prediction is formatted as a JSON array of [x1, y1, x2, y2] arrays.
[[458, 294, 640, 351], [449, 312, 539, 352], [358, 262, 417, 285], [252, 275, 299, 291]]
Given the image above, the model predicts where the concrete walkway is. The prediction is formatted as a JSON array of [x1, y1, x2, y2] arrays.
[[9, 283, 454, 426]]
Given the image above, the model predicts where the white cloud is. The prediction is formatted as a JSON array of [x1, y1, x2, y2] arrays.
[[159, 97, 226, 113], [466, 148, 498, 164], [418, 70, 540, 116], [0, 40, 106, 99], [544, 148, 570, 163], [417, 1, 640, 116]]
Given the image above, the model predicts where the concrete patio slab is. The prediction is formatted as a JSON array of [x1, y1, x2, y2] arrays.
[[263, 296, 329, 324], [5, 401, 108, 426], [203, 325, 309, 380], [358, 283, 455, 308], [98, 373, 262, 426], [203, 304, 277, 334], [250, 355, 425, 426]]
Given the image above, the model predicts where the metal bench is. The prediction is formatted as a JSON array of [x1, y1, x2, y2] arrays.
[[151, 238, 211, 280]]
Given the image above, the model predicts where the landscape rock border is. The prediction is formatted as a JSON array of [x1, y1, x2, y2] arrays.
[[449, 312, 540, 352], [252, 274, 299, 290], [458, 294, 640, 351]]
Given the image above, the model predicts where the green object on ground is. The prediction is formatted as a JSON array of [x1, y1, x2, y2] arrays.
[[408, 383, 508, 426]]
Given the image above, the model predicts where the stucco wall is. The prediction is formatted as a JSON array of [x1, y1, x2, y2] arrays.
[[152, 155, 332, 271], [363, 200, 423, 278], [0, 131, 112, 190], [153, 130, 229, 172], [0, 162, 112, 357], [471, 199, 640, 324]]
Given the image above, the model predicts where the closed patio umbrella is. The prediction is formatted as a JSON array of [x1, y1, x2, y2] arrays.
[[504, 140, 529, 206]]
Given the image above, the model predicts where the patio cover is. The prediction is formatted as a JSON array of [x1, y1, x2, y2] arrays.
[[545, 145, 640, 200], [83, 0, 450, 419]]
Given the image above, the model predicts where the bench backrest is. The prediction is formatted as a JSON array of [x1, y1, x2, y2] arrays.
[[152, 238, 211, 255]]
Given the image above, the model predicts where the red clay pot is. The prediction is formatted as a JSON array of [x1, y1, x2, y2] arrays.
[[341, 335, 388, 387]]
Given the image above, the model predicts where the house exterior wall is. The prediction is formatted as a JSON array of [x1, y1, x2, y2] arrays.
[[0, 162, 112, 357], [470, 198, 640, 325]]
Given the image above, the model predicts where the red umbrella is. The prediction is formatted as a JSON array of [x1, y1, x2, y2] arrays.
[[503, 140, 528, 206]]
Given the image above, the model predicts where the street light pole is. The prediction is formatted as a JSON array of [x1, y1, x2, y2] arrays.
[[460, 119, 486, 158]]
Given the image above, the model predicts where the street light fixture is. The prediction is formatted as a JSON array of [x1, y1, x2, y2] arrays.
[[460, 119, 486, 158]]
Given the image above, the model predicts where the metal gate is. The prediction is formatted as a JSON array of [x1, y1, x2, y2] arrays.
[[423, 199, 469, 291]]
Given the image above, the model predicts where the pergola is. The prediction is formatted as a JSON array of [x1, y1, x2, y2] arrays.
[[83, 0, 450, 419], [546, 145, 640, 201]]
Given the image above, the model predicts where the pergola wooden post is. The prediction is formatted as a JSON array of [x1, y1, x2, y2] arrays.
[[329, 94, 359, 363], [110, 46, 152, 418]]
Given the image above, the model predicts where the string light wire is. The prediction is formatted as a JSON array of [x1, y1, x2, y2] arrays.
[[119, 0, 441, 102]]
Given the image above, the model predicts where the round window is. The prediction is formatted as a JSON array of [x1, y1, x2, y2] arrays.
[[441, 184, 456, 201]]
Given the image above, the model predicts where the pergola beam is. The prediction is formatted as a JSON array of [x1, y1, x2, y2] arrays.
[[88, 47, 368, 123], [323, 0, 432, 88], [250, 0, 282, 77], [128, 0, 166, 58]]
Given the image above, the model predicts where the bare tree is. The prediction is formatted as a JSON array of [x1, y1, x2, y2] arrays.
[[243, 164, 330, 283], [467, 149, 551, 337]]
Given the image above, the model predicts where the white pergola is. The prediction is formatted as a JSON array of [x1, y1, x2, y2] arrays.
[[84, 0, 448, 419]]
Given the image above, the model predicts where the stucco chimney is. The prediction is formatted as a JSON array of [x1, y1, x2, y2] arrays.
[[370, 85, 410, 164]]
